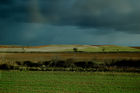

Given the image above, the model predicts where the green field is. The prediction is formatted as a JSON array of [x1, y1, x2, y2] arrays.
[[0, 71, 140, 93], [64, 45, 140, 52]]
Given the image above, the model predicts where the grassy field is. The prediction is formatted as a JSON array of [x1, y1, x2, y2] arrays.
[[0, 71, 140, 93], [65, 45, 140, 52]]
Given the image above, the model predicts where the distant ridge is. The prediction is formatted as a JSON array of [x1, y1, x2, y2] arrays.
[[0, 45, 23, 48], [91, 45, 116, 46], [0, 44, 140, 53], [0, 45, 49, 48]]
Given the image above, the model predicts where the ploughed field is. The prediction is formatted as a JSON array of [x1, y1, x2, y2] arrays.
[[0, 52, 140, 62], [0, 71, 140, 93]]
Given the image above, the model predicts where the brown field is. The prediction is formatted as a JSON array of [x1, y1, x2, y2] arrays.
[[0, 52, 140, 64], [132, 47, 140, 49]]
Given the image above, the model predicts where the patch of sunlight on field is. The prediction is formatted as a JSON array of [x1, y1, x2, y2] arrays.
[[79, 45, 140, 52], [0, 71, 140, 93], [99, 46, 140, 52], [0, 45, 140, 52], [63, 45, 140, 52]]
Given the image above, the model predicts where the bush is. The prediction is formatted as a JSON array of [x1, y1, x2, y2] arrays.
[[108, 59, 140, 68], [87, 61, 96, 68], [1, 59, 140, 72], [0, 64, 11, 70], [74, 61, 96, 68], [23, 61, 42, 67], [55, 60, 66, 67], [43, 61, 51, 66], [16, 61, 22, 65], [74, 61, 87, 68]]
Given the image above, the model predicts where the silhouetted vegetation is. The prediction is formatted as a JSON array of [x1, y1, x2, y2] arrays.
[[23, 61, 42, 67], [16, 61, 22, 65], [0, 64, 14, 70], [73, 48, 78, 52], [74, 61, 96, 68], [0, 58, 140, 72], [106, 59, 140, 68]]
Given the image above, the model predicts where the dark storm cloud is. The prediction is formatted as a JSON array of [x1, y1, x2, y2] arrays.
[[0, 0, 140, 33], [0, 0, 140, 46], [55, 0, 140, 33], [0, 0, 13, 4]]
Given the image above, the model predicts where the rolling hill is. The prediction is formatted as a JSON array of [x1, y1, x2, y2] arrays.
[[0, 45, 140, 53]]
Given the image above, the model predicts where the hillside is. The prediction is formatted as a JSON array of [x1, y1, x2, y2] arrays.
[[0, 45, 140, 53]]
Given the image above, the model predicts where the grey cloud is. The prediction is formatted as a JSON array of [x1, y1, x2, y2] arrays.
[[0, 0, 140, 46], [0, 0, 13, 4], [39, 0, 140, 33], [0, 22, 140, 46], [0, 0, 140, 34]]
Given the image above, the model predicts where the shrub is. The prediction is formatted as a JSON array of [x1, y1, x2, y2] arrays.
[[43, 61, 51, 67], [87, 61, 96, 68], [0, 64, 10, 70], [16, 61, 22, 65], [23, 61, 42, 67], [108, 59, 140, 68], [74, 61, 87, 68], [55, 60, 66, 67]]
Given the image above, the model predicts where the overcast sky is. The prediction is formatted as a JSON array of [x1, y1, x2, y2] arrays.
[[0, 0, 140, 46]]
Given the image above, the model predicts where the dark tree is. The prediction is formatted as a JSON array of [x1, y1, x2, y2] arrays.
[[102, 48, 105, 52], [73, 48, 78, 52]]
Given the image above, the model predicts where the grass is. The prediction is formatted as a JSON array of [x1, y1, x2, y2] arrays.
[[0, 71, 140, 93], [63, 46, 140, 53], [65, 45, 140, 52]]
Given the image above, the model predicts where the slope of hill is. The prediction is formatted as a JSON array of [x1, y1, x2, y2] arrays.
[[64, 45, 140, 52], [0, 45, 140, 52]]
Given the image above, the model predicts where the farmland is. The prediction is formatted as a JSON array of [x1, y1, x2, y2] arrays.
[[0, 45, 140, 53], [0, 52, 140, 62], [0, 45, 140, 93], [0, 45, 140, 72], [0, 71, 140, 93], [0, 52, 140, 72]]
